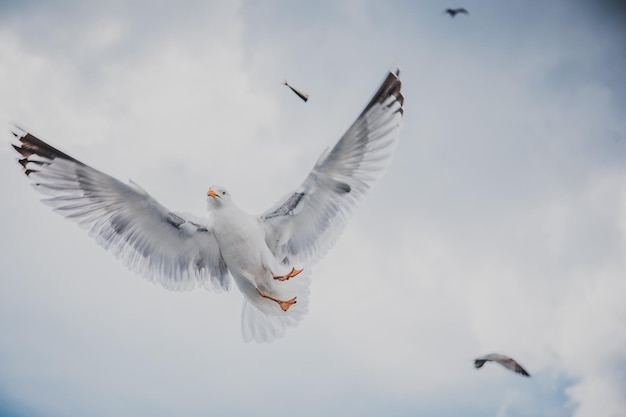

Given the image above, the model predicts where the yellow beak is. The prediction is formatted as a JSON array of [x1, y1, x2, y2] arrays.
[[207, 188, 219, 198]]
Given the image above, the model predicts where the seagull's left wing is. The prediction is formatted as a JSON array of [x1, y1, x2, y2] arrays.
[[261, 70, 404, 267]]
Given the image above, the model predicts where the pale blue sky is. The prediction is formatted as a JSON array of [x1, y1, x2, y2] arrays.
[[1, 1, 625, 416]]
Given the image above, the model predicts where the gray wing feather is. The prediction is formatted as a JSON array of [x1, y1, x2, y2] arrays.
[[13, 131, 230, 292], [261, 70, 404, 267]]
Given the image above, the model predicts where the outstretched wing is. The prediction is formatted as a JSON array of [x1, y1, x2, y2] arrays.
[[261, 70, 404, 267], [13, 131, 230, 292], [498, 357, 530, 377]]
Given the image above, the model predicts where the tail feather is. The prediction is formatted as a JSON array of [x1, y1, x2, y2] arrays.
[[241, 268, 311, 343]]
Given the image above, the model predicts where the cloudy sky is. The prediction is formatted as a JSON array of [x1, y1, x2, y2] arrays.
[[1, 1, 625, 416]]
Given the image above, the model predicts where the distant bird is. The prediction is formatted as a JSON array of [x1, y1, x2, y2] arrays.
[[445, 8, 469, 17], [474, 353, 530, 377], [283, 80, 309, 102]]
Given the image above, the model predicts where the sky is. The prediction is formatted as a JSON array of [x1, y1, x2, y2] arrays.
[[1, 1, 625, 416]]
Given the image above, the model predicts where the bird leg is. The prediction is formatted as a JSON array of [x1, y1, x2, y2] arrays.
[[273, 267, 303, 282], [257, 289, 297, 312]]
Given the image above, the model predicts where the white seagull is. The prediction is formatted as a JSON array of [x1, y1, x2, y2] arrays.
[[12, 70, 404, 343], [474, 353, 531, 377]]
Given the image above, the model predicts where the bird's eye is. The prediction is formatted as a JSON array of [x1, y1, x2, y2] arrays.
[[222, 191, 226, 195]]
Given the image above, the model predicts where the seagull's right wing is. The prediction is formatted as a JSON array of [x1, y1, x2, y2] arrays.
[[261, 70, 404, 267], [13, 131, 230, 292]]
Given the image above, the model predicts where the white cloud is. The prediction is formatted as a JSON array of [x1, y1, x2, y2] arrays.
[[1, 1, 625, 416]]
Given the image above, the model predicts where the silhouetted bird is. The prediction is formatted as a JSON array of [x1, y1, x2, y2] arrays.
[[474, 353, 530, 377], [283, 81, 309, 102], [445, 8, 469, 17]]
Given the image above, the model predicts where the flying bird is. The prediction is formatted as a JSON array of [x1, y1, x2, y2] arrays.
[[283, 80, 309, 102], [474, 353, 530, 377], [12, 70, 404, 343], [445, 8, 469, 17]]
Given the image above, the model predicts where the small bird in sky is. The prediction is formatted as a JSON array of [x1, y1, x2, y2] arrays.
[[283, 80, 309, 102], [474, 353, 530, 377], [445, 8, 469, 17]]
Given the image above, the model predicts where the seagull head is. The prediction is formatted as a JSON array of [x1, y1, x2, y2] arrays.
[[206, 186, 232, 209]]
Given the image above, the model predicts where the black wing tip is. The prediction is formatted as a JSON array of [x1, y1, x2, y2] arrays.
[[388, 69, 404, 104], [11, 129, 82, 171], [12, 133, 38, 176], [361, 68, 404, 117]]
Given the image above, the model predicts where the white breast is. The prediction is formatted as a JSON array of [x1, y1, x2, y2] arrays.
[[211, 207, 269, 277]]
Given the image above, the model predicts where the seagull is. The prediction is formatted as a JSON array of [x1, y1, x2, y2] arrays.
[[474, 353, 531, 377], [12, 69, 404, 343], [445, 8, 469, 17], [283, 80, 309, 102]]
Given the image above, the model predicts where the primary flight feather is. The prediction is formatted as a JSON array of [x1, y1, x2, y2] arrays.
[[12, 69, 404, 342]]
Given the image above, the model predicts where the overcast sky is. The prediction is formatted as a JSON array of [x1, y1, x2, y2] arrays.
[[1, 1, 625, 416]]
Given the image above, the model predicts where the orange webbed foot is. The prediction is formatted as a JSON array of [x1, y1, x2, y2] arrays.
[[273, 267, 303, 282], [257, 289, 298, 312], [278, 297, 297, 312]]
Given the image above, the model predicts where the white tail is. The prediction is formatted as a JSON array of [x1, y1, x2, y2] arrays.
[[240, 268, 311, 343]]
